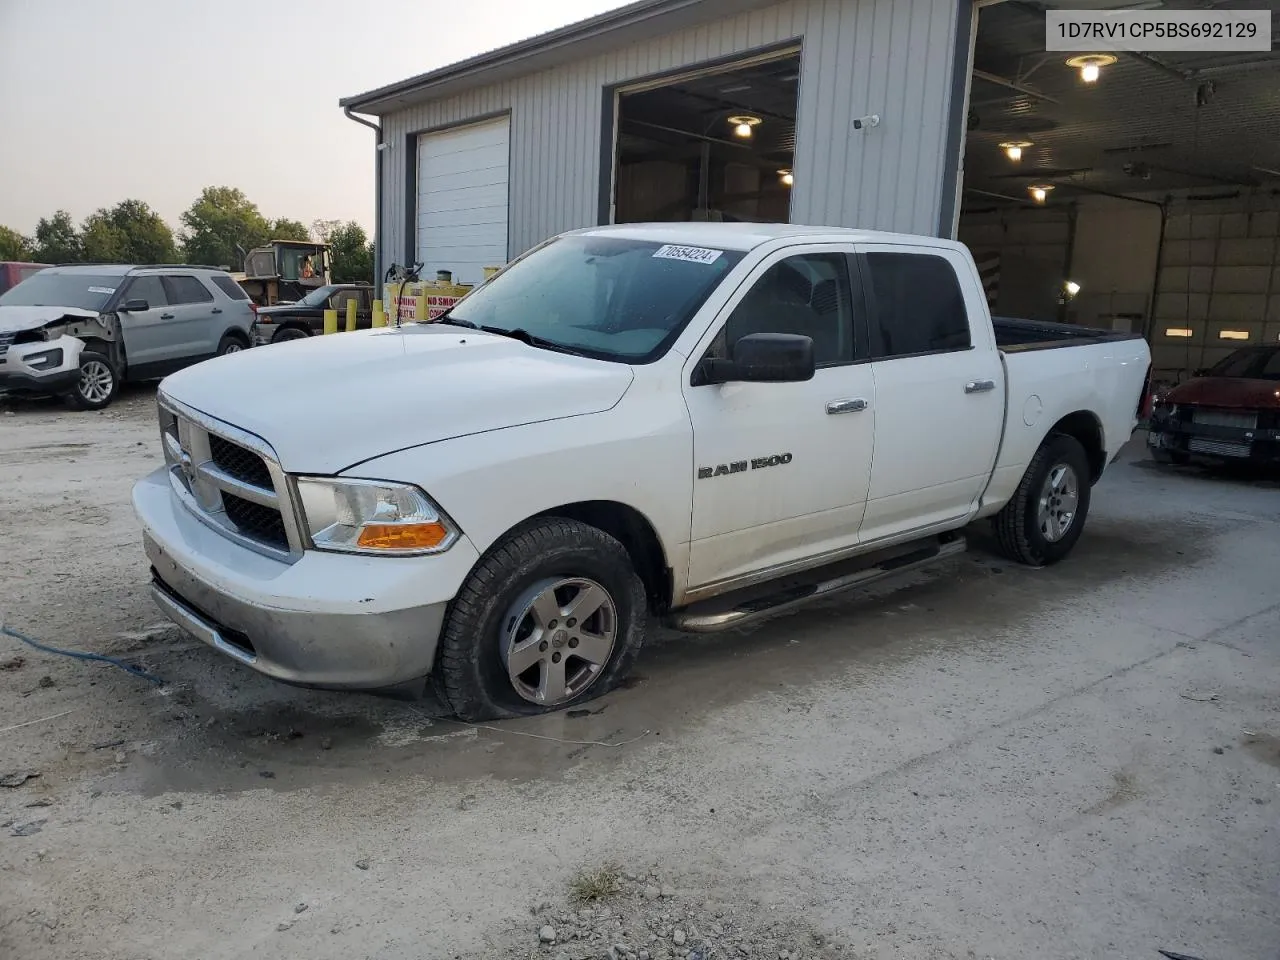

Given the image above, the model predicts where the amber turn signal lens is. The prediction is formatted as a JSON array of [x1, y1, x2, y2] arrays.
[[355, 522, 451, 551]]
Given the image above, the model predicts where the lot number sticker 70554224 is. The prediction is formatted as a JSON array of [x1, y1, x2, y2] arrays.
[[652, 244, 723, 264]]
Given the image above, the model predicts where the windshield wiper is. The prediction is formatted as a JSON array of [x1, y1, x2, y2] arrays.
[[480, 325, 584, 356], [434, 311, 477, 329]]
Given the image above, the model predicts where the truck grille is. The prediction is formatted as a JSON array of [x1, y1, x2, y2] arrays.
[[208, 433, 274, 488], [158, 395, 299, 559], [0, 332, 13, 358]]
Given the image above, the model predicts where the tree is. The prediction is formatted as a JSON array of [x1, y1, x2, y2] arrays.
[[311, 219, 341, 244], [328, 221, 374, 284], [270, 218, 311, 242], [81, 200, 177, 264], [179, 186, 271, 269], [31, 210, 82, 264], [0, 225, 32, 261]]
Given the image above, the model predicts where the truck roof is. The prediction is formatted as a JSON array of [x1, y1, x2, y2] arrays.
[[571, 221, 963, 253]]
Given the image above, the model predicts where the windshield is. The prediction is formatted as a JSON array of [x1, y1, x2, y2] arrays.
[[294, 285, 341, 307], [447, 235, 744, 363], [0, 273, 121, 311], [1207, 346, 1280, 381]]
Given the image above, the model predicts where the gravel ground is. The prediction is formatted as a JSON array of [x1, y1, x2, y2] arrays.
[[1, 384, 1277, 960]]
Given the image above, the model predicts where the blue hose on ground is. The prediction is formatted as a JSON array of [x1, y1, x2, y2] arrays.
[[1, 624, 164, 685]]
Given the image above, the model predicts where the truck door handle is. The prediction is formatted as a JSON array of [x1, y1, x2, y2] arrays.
[[826, 398, 868, 415], [211, 307, 222, 314], [160, 313, 175, 320], [964, 379, 996, 394]]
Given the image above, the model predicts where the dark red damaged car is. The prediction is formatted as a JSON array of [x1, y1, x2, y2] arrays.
[[1147, 345, 1280, 467]]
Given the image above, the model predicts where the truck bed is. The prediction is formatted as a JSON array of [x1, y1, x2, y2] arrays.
[[993, 316, 1146, 352]]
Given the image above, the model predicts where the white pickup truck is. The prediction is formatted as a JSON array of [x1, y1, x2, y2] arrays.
[[132, 223, 1151, 719]]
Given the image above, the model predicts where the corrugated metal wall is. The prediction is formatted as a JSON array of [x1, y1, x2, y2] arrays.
[[1152, 193, 1280, 379], [377, 0, 962, 264]]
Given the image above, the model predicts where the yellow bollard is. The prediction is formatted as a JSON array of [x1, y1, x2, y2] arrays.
[[372, 300, 385, 328], [415, 294, 427, 323], [346, 297, 358, 332], [323, 308, 338, 335]]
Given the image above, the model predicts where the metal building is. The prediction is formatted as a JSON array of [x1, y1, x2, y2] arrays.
[[340, 0, 971, 285]]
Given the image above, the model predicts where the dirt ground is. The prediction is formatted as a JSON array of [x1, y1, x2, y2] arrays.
[[1, 384, 1277, 960]]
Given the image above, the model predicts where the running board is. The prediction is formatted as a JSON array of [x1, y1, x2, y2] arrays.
[[666, 535, 967, 633]]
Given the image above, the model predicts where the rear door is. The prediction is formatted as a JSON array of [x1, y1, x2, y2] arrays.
[[855, 244, 1004, 544], [161, 274, 219, 360], [116, 274, 179, 373], [683, 246, 876, 592]]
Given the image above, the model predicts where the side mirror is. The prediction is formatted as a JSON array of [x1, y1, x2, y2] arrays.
[[121, 298, 149, 312], [700, 333, 816, 385]]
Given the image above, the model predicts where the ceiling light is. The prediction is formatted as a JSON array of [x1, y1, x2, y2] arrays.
[[1000, 140, 1033, 162], [1065, 54, 1117, 84], [1165, 328, 1194, 338], [1218, 329, 1250, 341], [778, 169, 794, 186], [1064, 280, 1081, 297], [728, 114, 762, 138], [1029, 184, 1055, 203]]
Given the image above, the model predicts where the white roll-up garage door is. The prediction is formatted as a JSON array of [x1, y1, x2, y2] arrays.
[[416, 116, 510, 285]]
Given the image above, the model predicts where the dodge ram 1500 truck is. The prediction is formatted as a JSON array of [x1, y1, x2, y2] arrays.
[[132, 223, 1151, 720]]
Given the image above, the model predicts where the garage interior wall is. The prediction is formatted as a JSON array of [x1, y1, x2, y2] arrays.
[[377, 0, 963, 268], [959, 189, 1280, 378]]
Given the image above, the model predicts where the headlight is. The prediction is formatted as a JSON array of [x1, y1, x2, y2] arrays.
[[295, 477, 459, 555], [24, 348, 63, 371]]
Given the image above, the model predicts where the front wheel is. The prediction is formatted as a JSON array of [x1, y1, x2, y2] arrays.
[[436, 518, 648, 721], [67, 351, 119, 410], [993, 433, 1092, 567]]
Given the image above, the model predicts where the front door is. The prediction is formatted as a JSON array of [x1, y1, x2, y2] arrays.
[[116, 275, 179, 374], [683, 247, 876, 593], [855, 244, 1004, 543]]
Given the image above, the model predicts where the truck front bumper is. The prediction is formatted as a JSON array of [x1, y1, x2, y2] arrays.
[[133, 467, 480, 692]]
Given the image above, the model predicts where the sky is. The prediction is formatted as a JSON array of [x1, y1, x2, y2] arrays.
[[0, 0, 629, 238]]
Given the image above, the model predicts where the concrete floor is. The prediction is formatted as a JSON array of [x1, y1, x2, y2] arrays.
[[1, 386, 1277, 960]]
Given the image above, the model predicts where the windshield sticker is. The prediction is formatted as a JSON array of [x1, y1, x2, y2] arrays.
[[652, 244, 723, 265], [87, 286, 116, 295]]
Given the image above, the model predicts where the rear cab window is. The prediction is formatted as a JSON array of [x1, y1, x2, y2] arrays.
[[861, 251, 971, 359]]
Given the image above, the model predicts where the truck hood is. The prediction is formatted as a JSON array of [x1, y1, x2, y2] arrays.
[[159, 324, 635, 473], [0, 305, 100, 335], [1167, 376, 1280, 410]]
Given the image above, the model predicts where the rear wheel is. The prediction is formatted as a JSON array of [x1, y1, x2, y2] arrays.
[[66, 351, 118, 410], [216, 333, 248, 356], [436, 518, 648, 721], [272, 327, 309, 344], [993, 433, 1092, 567]]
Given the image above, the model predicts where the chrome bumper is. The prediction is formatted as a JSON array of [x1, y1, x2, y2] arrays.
[[146, 532, 447, 690]]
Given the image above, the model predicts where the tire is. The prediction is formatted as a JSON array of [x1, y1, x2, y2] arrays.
[[66, 351, 119, 411], [216, 332, 248, 356], [993, 433, 1092, 567], [436, 517, 648, 721], [1151, 447, 1189, 466], [272, 327, 309, 344]]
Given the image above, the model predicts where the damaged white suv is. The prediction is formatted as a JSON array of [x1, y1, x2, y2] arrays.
[[0, 264, 255, 410]]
